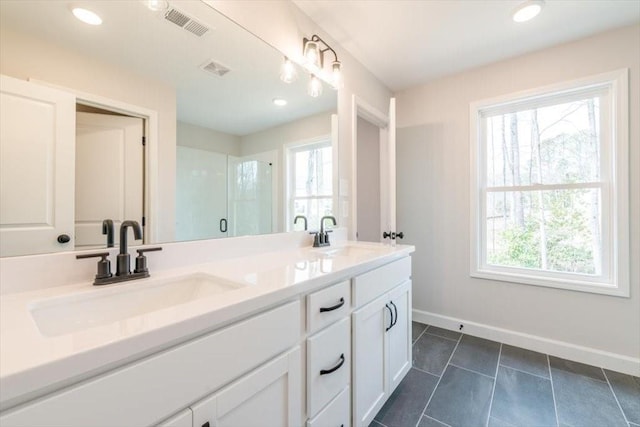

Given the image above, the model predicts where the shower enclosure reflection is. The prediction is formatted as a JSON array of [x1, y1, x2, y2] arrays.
[[176, 147, 273, 240]]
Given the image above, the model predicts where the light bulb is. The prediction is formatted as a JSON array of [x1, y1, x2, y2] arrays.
[[308, 75, 323, 98], [303, 40, 321, 68], [332, 61, 343, 89], [280, 57, 297, 83], [71, 7, 102, 25], [512, 1, 544, 22]]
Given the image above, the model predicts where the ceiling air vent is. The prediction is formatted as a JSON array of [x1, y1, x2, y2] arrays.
[[200, 60, 231, 77], [164, 8, 210, 37]]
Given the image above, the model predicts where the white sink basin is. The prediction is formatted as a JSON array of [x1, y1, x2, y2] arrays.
[[29, 273, 243, 337]]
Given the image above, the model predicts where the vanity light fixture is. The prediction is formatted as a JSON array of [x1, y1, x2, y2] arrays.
[[302, 34, 343, 90], [512, 0, 544, 22], [279, 57, 298, 83], [308, 75, 323, 98], [71, 7, 102, 25], [273, 98, 287, 107]]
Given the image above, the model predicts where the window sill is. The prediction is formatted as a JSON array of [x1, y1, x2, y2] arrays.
[[470, 268, 629, 298]]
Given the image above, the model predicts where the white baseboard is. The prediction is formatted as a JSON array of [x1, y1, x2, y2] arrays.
[[412, 308, 640, 377]]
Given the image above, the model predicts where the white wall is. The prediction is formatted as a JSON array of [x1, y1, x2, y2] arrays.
[[177, 121, 241, 156], [395, 24, 640, 373], [356, 117, 381, 242], [210, 0, 393, 230], [0, 26, 177, 243]]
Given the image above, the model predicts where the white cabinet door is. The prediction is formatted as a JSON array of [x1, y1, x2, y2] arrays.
[[352, 294, 390, 427], [75, 112, 144, 248], [192, 347, 301, 427], [0, 74, 75, 256], [387, 280, 412, 393]]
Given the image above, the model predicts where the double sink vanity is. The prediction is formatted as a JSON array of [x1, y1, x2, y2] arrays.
[[0, 232, 414, 427]]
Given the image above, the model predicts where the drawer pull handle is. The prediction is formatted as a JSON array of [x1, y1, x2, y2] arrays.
[[390, 301, 398, 328], [385, 303, 394, 331], [320, 297, 345, 313], [320, 353, 345, 375]]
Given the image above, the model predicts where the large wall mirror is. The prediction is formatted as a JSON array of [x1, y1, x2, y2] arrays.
[[0, 0, 338, 257]]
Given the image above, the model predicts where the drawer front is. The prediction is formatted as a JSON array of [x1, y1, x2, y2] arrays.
[[0, 301, 301, 427], [307, 317, 351, 417], [307, 386, 350, 427], [307, 280, 350, 334], [352, 257, 411, 308]]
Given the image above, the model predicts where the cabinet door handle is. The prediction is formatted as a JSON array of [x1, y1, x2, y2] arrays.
[[390, 301, 398, 328], [385, 304, 394, 331], [320, 353, 345, 375], [219, 218, 228, 233], [319, 297, 345, 312]]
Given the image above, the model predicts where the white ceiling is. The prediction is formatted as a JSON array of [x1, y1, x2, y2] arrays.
[[294, 0, 640, 91], [0, 0, 336, 136]]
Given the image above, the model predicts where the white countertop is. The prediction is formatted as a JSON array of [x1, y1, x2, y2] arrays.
[[0, 241, 413, 410]]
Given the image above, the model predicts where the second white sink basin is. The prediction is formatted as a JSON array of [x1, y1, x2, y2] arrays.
[[29, 273, 243, 337]]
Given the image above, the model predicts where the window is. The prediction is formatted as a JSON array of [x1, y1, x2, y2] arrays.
[[470, 70, 629, 296], [287, 139, 333, 230]]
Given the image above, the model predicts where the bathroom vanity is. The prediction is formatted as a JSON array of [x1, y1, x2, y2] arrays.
[[0, 234, 413, 427]]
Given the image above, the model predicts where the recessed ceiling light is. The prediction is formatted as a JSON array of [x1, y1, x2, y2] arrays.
[[145, 0, 169, 12], [71, 7, 103, 25], [512, 0, 544, 23], [273, 98, 287, 107]]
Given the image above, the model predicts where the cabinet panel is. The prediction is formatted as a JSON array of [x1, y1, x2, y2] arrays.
[[307, 386, 350, 427], [352, 257, 410, 308], [387, 280, 412, 393], [192, 347, 301, 427], [307, 280, 350, 334], [0, 301, 300, 427], [352, 294, 390, 427], [307, 317, 350, 417]]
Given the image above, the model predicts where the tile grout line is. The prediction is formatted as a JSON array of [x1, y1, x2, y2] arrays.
[[415, 333, 464, 427], [602, 368, 631, 425], [448, 362, 496, 380], [498, 362, 552, 381], [413, 325, 429, 344], [547, 354, 560, 427], [423, 331, 460, 342], [412, 365, 442, 379], [423, 414, 453, 427], [485, 343, 502, 427]]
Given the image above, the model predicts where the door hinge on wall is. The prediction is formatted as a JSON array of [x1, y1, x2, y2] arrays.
[[142, 136, 146, 146], [142, 216, 146, 227]]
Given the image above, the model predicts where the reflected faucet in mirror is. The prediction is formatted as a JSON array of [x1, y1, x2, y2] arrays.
[[294, 215, 308, 231], [102, 219, 114, 248]]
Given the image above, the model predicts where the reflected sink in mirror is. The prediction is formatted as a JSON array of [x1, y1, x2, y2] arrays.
[[29, 273, 244, 337]]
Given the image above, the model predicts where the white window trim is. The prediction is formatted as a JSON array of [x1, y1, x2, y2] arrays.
[[469, 69, 629, 297]]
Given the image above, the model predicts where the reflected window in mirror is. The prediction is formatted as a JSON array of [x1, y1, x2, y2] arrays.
[[287, 139, 333, 231]]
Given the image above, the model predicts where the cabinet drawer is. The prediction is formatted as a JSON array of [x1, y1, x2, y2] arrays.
[[307, 280, 350, 334], [0, 301, 301, 427], [307, 386, 350, 427], [307, 317, 351, 417], [352, 257, 411, 308]]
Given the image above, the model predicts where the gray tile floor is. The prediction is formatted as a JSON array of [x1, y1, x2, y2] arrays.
[[371, 322, 640, 427]]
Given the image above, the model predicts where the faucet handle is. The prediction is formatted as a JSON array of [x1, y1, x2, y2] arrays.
[[134, 247, 162, 274], [77, 252, 113, 282]]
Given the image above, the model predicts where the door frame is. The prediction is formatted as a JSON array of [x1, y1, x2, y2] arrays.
[[351, 95, 391, 242], [30, 79, 159, 244]]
